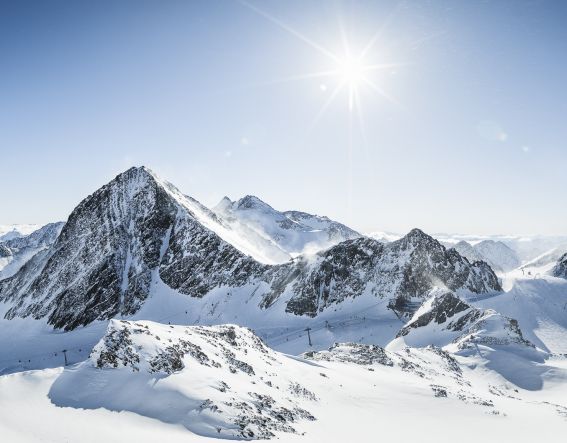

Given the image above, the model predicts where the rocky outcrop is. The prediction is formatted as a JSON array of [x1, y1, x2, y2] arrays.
[[304, 342, 394, 366], [552, 253, 567, 279], [396, 291, 533, 350], [65, 320, 316, 440]]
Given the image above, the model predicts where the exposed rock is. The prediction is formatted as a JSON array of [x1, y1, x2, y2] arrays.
[[304, 342, 394, 367], [80, 320, 316, 440], [396, 291, 534, 350], [552, 253, 567, 279], [265, 230, 501, 317]]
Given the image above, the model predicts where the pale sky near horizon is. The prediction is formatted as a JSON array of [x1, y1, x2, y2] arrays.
[[1, 0, 566, 236]]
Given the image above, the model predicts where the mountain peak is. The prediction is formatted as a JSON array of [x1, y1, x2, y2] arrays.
[[235, 195, 275, 211], [115, 165, 159, 183], [213, 196, 233, 213], [402, 228, 435, 245]]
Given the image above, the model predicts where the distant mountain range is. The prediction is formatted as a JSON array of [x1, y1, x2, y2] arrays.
[[0, 166, 501, 331]]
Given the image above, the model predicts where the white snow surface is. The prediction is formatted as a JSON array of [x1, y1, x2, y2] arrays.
[[213, 195, 361, 263], [2, 319, 567, 442]]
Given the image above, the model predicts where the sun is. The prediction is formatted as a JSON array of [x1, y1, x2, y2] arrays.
[[338, 56, 365, 87], [239, 0, 404, 116]]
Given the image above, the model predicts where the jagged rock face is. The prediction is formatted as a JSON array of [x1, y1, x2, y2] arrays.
[[388, 230, 501, 305], [159, 213, 264, 297], [396, 291, 533, 350], [0, 167, 178, 329], [397, 291, 471, 335], [553, 253, 567, 279], [304, 342, 394, 366], [0, 244, 11, 258], [262, 230, 501, 317], [265, 238, 383, 316]]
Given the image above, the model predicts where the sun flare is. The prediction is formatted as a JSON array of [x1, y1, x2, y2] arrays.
[[338, 56, 365, 87]]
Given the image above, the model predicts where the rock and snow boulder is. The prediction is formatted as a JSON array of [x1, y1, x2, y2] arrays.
[[50, 320, 316, 440]]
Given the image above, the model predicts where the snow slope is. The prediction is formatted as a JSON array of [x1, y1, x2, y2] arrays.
[[213, 195, 361, 262], [476, 276, 567, 354], [3, 321, 567, 442]]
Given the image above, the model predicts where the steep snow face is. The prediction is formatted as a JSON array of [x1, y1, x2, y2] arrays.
[[0, 222, 64, 280], [213, 195, 361, 262], [50, 320, 317, 440], [452, 241, 485, 263], [452, 240, 520, 273], [261, 229, 501, 318], [552, 253, 567, 279]]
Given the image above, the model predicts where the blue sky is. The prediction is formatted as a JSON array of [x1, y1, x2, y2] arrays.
[[1, 0, 566, 235]]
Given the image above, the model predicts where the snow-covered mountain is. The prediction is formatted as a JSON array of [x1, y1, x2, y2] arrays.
[[0, 167, 500, 331], [1, 166, 567, 442], [213, 195, 361, 262], [0, 222, 64, 280], [0, 167, 270, 330], [452, 240, 521, 273], [0, 224, 41, 242], [434, 233, 567, 264], [366, 231, 402, 243], [395, 290, 535, 352], [265, 229, 501, 318], [518, 246, 566, 273]]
